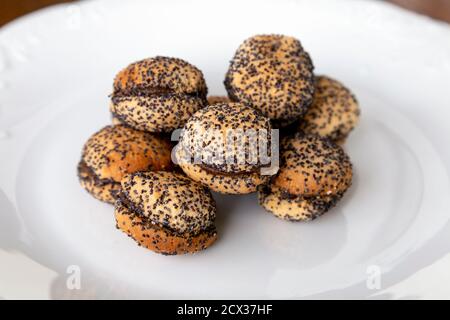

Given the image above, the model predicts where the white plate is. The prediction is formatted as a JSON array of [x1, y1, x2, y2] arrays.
[[1, 0, 450, 299]]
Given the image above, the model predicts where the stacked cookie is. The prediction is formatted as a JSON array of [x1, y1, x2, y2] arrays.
[[77, 125, 172, 204], [77, 34, 360, 255], [224, 35, 359, 222], [115, 171, 217, 255], [258, 133, 353, 221], [78, 57, 218, 255], [175, 103, 273, 194], [110, 56, 208, 132]]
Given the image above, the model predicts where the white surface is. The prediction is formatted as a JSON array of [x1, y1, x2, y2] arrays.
[[1, 0, 450, 299]]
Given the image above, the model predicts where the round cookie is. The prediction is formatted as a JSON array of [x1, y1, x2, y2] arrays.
[[77, 125, 172, 204], [175, 103, 274, 194], [224, 34, 315, 123], [207, 96, 230, 105], [110, 56, 208, 133], [258, 133, 353, 221], [298, 76, 360, 143], [273, 133, 352, 197], [115, 171, 217, 255]]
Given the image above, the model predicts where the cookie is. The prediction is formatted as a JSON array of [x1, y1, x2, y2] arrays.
[[175, 103, 274, 194], [258, 133, 352, 221], [77, 125, 172, 204], [115, 171, 217, 255], [110, 56, 208, 133], [298, 76, 360, 143], [224, 34, 315, 124]]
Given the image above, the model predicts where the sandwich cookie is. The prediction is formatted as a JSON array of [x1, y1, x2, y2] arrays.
[[110, 56, 208, 133], [224, 34, 315, 126], [115, 171, 217, 255], [298, 76, 360, 143], [258, 133, 352, 221], [175, 103, 274, 194], [77, 125, 172, 204]]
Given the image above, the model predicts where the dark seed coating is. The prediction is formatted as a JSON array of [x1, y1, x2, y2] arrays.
[[113, 56, 207, 96], [298, 76, 360, 142], [274, 133, 352, 197], [119, 171, 216, 235], [179, 103, 272, 173], [224, 35, 315, 121], [111, 56, 208, 132], [78, 125, 172, 203], [175, 144, 271, 194], [110, 94, 205, 133], [77, 160, 121, 204], [258, 133, 352, 221], [176, 102, 273, 194], [81, 125, 172, 181], [258, 184, 342, 221], [115, 203, 217, 255]]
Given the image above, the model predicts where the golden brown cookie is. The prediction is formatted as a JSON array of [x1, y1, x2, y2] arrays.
[[77, 125, 172, 204], [224, 35, 315, 124], [273, 133, 352, 197], [110, 56, 208, 133], [115, 171, 217, 255], [115, 204, 217, 255], [258, 133, 352, 221], [175, 103, 275, 194], [298, 76, 360, 142]]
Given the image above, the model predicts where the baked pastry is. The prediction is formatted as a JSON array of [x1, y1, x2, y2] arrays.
[[207, 95, 230, 105], [175, 103, 274, 194], [77, 125, 172, 204], [115, 171, 217, 255], [110, 56, 208, 133], [298, 76, 360, 143], [258, 133, 352, 221], [224, 34, 315, 126]]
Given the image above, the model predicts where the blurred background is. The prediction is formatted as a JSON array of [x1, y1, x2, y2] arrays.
[[0, 0, 450, 27]]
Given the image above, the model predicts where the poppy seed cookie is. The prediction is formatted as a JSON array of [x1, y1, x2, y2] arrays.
[[298, 76, 360, 143], [224, 35, 315, 125], [115, 171, 217, 255], [258, 133, 352, 221], [110, 56, 208, 133], [77, 125, 172, 204], [175, 103, 274, 194]]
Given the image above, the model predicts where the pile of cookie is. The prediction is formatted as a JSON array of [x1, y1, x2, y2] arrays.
[[77, 35, 360, 255]]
